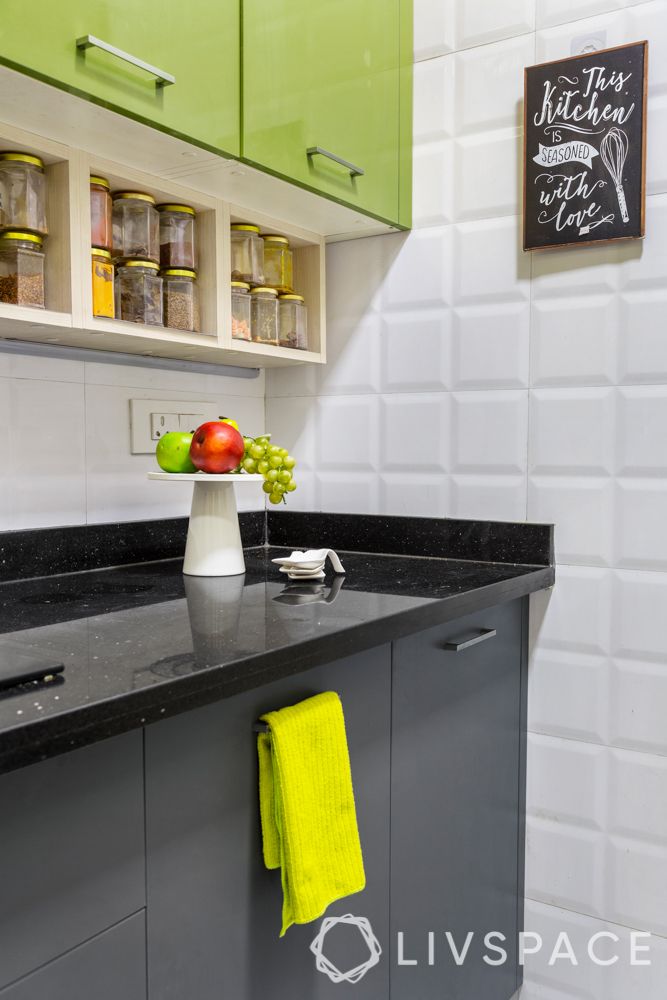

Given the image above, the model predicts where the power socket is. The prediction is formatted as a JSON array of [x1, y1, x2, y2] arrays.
[[130, 399, 221, 454]]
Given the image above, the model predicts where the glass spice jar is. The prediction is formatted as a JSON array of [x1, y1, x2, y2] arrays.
[[262, 234, 293, 293], [231, 281, 251, 341], [0, 231, 45, 308], [231, 223, 264, 284], [91, 248, 114, 318], [0, 152, 48, 235], [278, 293, 307, 350], [162, 268, 200, 332], [250, 286, 278, 345], [157, 203, 196, 269], [90, 175, 112, 250], [115, 259, 162, 326], [112, 191, 159, 263]]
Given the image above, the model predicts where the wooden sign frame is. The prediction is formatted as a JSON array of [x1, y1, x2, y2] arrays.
[[523, 41, 648, 251]]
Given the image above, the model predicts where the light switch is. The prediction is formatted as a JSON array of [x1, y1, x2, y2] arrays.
[[151, 412, 179, 440]]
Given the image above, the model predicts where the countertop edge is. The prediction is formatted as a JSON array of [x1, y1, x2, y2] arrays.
[[0, 564, 554, 775]]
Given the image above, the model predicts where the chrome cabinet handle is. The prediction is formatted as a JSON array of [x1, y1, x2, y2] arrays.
[[443, 628, 496, 652], [76, 35, 176, 88], [306, 146, 364, 177]]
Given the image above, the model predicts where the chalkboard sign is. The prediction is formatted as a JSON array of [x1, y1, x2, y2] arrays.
[[523, 41, 648, 251]]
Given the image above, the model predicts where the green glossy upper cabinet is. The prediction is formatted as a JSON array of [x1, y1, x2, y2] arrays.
[[0, 1, 239, 156], [242, 0, 413, 228]]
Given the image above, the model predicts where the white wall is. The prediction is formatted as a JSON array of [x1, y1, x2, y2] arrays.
[[0, 354, 265, 529], [266, 1, 667, 996]]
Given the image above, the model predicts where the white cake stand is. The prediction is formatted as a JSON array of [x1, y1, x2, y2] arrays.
[[148, 472, 264, 577]]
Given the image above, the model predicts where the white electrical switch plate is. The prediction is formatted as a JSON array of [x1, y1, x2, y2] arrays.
[[151, 412, 179, 440], [130, 399, 221, 454]]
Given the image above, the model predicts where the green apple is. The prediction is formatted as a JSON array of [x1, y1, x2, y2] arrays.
[[156, 432, 196, 474]]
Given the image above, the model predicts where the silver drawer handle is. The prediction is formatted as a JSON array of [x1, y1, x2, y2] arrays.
[[306, 146, 364, 177], [443, 628, 496, 652], [76, 35, 176, 88]]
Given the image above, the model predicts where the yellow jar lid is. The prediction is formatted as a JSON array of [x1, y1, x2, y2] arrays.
[[250, 286, 278, 296], [113, 191, 156, 204], [0, 151, 44, 168], [161, 268, 197, 278], [0, 230, 43, 245], [90, 175, 110, 189], [119, 259, 160, 270], [231, 223, 260, 233], [91, 247, 112, 259], [231, 281, 250, 291], [262, 234, 290, 245], [157, 203, 195, 215], [279, 293, 305, 302]]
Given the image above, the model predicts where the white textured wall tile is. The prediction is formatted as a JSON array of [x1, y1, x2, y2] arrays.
[[265, 396, 316, 471], [452, 390, 528, 473], [315, 395, 379, 471], [615, 480, 667, 570], [379, 473, 449, 517], [610, 658, 667, 756], [317, 314, 382, 396], [526, 816, 604, 915], [530, 295, 618, 387], [452, 302, 530, 388], [528, 649, 610, 743], [536, 0, 624, 29], [607, 838, 667, 936], [413, 0, 456, 61], [313, 471, 379, 514], [617, 291, 667, 385], [533, 565, 612, 656], [412, 141, 455, 228], [455, 34, 534, 135], [0, 352, 84, 383], [8, 379, 86, 529], [379, 393, 450, 472], [383, 227, 453, 309], [617, 387, 667, 475], [453, 216, 529, 304], [450, 473, 527, 520], [611, 568, 667, 661], [454, 129, 522, 221], [380, 311, 452, 393], [535, 9, 628, 62], [528, 476, 613, 565], [609, 748, 667, 843], [413, 56, 455, 143], [527, 732, 607, 828], [529, 388, 616, 475], [456, 0, 535, 49]]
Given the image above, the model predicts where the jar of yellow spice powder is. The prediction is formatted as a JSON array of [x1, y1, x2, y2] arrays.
[[91, 248, 114, 318]]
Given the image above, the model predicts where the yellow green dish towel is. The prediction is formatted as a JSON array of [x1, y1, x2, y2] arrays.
[[257, 690, 366, 936]]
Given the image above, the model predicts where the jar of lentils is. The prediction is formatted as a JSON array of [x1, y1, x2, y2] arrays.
[[157, 203, 196, 269], [231, 281, 251, 341], [162, 268, 200, 332], [0, 152, 48, 235], [231, 223, 264, 284], [112, 191, 159, 263], [115, 259, 162, 325], [250, 286, 278, 345], [0, 231, 45, 308], [262, 234, 293, 293]]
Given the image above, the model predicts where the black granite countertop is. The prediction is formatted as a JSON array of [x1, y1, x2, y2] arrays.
[[0, 513, 554, 773]]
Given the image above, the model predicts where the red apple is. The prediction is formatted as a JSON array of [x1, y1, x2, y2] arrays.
[[189, 420, 245, 474]]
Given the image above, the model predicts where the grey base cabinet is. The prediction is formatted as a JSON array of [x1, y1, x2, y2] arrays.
[[391, 601, 527, 1000], [0, 913, 146, 1000], [144, 644, 392, 1000]]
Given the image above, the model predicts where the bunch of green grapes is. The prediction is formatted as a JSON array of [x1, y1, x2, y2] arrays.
[[240, 435, 296, 505]]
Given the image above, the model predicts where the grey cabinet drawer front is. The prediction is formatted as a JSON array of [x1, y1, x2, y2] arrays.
[[391, 599, 525, 1000], [0, 911, 146, 1000], [0, 731, 145, 988], [145, 644, 392, 1000]]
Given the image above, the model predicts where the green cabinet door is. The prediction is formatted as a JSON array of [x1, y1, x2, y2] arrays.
[[242, 0, 411, 226], [0, 1, 239, 156]]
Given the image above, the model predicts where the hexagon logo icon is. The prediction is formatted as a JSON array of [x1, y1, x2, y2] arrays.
[[310, 913, 382, 984]]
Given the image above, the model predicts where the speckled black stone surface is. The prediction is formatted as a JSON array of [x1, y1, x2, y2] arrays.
[[0, 512, 264, 582], [268, 512, 554, 566], [0, 535, 553, 774]]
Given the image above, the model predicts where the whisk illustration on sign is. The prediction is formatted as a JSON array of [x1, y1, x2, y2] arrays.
[[601, 127, 630, 224]]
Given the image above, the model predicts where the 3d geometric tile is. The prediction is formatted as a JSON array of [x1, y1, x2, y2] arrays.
[[451, 390, 528, 472], [610, 658, 667, 756], [532, 565, 612, 657], [456, 0, 535, 49], [527, 732, 606, 829], [529, 389, 616, 476], [380, 311, 452, 393], [413, 55, 455, 142], [379, 393, 450, 471], [454, 129, 522, 221], [455, 33, 535, 135], [450, 473, 527, 520], [318, 314, 382, 396], [617, 387, 667, 475], [528, 648, 610, 744], [611, 569, 667, 661], [526, 816, 604, 915], [528, 475, 613, 565], [452, 302, 529, 388], [315, 395, 379, 471], [453, 216, 529, 304], [530, 296, 618, 387]]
